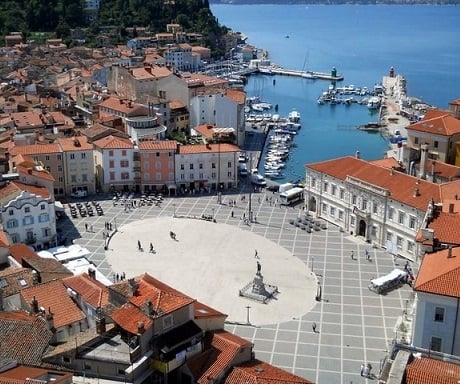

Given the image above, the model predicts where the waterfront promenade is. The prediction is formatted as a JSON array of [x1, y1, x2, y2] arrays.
[[60, 180, 414, 383]]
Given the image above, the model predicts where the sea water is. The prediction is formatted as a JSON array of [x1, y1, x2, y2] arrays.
[[210, 4, 460, 181]]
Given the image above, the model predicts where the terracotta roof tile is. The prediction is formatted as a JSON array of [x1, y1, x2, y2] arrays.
[[194, 301, 227, 320], [0, 181, 52, 206], [138, 140, 178, 151], [307, 156, 441, 211], [407, 112, 460, 136], [0, 267, 35, 297], [191, 330, 253, 384], [99, 96, 149, 117], [178, 143, 239, 155], [9, 143, 62, 156], [9, 243, 39, 264], [56, 135, 94, 151], [414, 247, 460, 297], [0, 311, 53, 366], [225, 89, 245, 105], [63, 273, 109, 309], [225, 359, 313, 384], [110, 302, 153, 334], [406, 356, 460, 383], [427, 211, 460, 244], [92, 135, 134, 149], [21, 279, 86, 328]]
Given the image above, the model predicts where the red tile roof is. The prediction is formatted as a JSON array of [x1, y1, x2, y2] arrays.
[[56, 135, 94, 151], [138, 140, 178, 151], [225, 359, 313, 384], [414, 247, 460, 297], [405, 356, 460, 383], [407, 112, 460, 136], [109, 273, 195, 333], [178, 143, 239, 155], [63, 272, 109, 309], [189, 330, 253, 384], [9, 143, 62, 156], [9, 243, 39, 264], [92, 135, 134, 149], [99, 96, 149, 117], [307, 156, 441, 211], [0, 181, 52, 206], [21, 279, 86, 328], [0, 311, 53, 366], [426, 211, 460, 244], [0, 267, 35, 297], [194, 301, 227, 320]]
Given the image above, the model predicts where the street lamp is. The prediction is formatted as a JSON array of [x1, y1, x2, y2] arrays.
[[173, 204, 176, 217], [311, 256, 314, 272], [246, 305, 251, 325]]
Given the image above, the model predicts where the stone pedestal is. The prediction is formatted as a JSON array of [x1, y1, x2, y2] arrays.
[[252, 273, 266, 295]]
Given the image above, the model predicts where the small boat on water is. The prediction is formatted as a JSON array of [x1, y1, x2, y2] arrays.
[[265, 171, 285, 179], [367, 96, 381, 110], [288, 110, 301, 123]]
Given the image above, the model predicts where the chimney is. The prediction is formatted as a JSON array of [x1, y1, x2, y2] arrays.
[[413, 187, 419, 197], [45, 307, 55, 331], [418, 143, 429, 180], [144, 300, 154, 316], [128, 278, 138, 296], [355, 150, 360, 159], [447, 245, 454, 258], [449, 203, 455, 214], [95, 308, 106, 334], [390, 167, 394, 175], [88, 267, 96, 279], [137, 321, 145, 334], [31, 296, 39, 314]]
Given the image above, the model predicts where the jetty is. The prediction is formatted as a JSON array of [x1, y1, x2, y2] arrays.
[[258, 65, 344, 82]]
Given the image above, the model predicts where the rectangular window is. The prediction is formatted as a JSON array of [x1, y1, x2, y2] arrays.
[[9, 209, 14, 215], [340, 188, 345, 199], [373, 202, 378, 214], [227, 161, 231, 168], [70, 153, 75, 160], [109, 160, 114, 168], [227, 171, 232, 177], [189, 173, 194, 179], [156, 172, 161, 181], [180, 164, 184, 170], [414, 137, 419, 145], [109, 150, 114, 157], [386, 232, 393, 241], [350, 217, 355, 226], [330, 207, 336, 216], [199, 163, 203, 169], [71, 175, 77, 183], [352, 195, 357, 205], [57, 154, 62, 160], [25, 207, 30, 213], [396, 236, 403, 247], [121, 172, 130, 180], [388, 207, 394, 220], [431, 336, 442, 352], [399, 211, 405, 225], [156, 152, 160, 157], [180, 173, 185, 180], [409, 216, 416, 229], [190, 164, 194, 170], [371, 226, 377, 236], [212, 163, 216, 169], [407, 241, 414, 251], [40, 204, 46, 210], [163, 314, 173, 330], [109, 172, 115, 181], [122, 150, 127, 156], [338, 210, 344, 220], [322, 203, 327, 213], [82, 174, 87, 182], [434, 140, 439, 148], [362, 199, 368, 211], [323, 181, 328, 193], [211, 172, 216, 179], [45, 155, 50, 161], [120, 160, 129, 168], [311, 177, 316, 188], [331, 185, 337, 196], [81, 153, 86, 159], [434, 307, 444, 322]]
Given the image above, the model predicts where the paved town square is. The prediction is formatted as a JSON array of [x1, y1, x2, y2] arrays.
[[58, 186, 414, 384]]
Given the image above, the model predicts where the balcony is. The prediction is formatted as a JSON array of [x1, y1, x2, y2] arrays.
[[25, 236, 37, 245]]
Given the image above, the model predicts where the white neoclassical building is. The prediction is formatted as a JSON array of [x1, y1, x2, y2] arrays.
[[0, 181, 56, 251], [304, 156, 443, 260]]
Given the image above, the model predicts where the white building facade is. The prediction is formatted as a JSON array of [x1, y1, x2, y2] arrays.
[[305, 157, 440, 260]]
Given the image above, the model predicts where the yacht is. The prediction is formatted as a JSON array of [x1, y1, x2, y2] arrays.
[[367, 96, 381, 110]]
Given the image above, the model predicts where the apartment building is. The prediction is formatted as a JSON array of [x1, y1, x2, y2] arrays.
[[92, 135, 135, 193], [138, 140, 177, 192], [403, 109, 460, 172], [175, 143, 239, 193], [56, 136, 96, 196]]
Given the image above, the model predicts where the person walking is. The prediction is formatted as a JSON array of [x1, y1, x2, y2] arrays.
[[360, 364, 365, 377], [231, 210, 234, 218], [255, 249, 259, 259], [351, 251, 354, 260], [150, 242, 155, 253], [85, 223, 88, 232], [365, 249, 369, 260], [138, 240, 142, 250], [312, 322, 317, 333]]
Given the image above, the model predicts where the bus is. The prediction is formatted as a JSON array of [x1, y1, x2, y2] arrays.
[[279, 187, 304, 206]]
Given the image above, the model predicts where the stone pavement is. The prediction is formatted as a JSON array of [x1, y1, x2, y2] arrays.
[[58, 186, 413, 384]]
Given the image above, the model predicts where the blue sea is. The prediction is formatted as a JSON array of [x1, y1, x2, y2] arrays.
[[210, 4, 460, 182]]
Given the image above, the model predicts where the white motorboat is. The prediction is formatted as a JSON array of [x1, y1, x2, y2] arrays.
[[367, 96, 381, 109], [288, 109, 301, 123]]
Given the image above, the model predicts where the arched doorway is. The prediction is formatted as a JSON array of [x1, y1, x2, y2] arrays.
[[358, 219, 367, 237], [308, 196, 317, 213]]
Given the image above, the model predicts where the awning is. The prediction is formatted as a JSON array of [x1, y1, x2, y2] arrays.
[[54, 201, 65, 212]]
